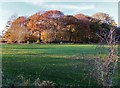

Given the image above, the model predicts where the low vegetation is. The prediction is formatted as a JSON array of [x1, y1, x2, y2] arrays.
[[2, 44, 120, 87]]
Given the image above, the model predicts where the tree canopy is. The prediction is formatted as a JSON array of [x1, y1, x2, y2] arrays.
[[2, 10, 119, 44]]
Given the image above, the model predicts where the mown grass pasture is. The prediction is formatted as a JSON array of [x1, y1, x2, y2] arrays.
[[1, 44, 120, 87]]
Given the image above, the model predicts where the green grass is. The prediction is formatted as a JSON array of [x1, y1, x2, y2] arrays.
[[1, 44, 120, 87]]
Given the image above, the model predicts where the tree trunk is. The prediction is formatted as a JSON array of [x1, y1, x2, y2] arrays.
[[36, 31, 41, 43], [104, 28, 115, 87], [69, 32, 72, 42]]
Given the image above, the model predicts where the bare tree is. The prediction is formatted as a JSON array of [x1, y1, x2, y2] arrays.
[[94, 27, 119, 87], [2, 13, 17, 35]]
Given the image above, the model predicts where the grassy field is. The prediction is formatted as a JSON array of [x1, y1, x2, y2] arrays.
[[1, 44, 120, 87]]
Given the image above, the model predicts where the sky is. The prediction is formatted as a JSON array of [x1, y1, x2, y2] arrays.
[[0, 1, 118, 35]]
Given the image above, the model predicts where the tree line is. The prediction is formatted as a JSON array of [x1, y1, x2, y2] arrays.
[[1, 10, 120, 44]]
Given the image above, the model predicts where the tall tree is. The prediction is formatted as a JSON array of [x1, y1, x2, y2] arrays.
[[92, 12, 117, 26], [92, 12, 117, 43], [27, 10, 64, 43], [3, 14, 17, 42], [4, 16, 28, 43]]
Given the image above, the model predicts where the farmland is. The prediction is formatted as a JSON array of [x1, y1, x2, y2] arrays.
[[1, 44, 120, 87]]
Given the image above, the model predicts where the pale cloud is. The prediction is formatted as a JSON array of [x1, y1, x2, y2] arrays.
[[26, 2, 95, 14], [45, 4, 95, 10], [47, 4, 95, 14], [23, 0, 45, 5], [0, 0, 119, 2]]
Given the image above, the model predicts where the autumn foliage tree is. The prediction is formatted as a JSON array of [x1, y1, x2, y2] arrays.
[[2, 10, 119, 44], [3, 16, 28, 43], [27, 10, 64, 43]]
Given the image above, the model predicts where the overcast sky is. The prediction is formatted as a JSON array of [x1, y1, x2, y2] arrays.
[[0, 1, 118, 35]]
